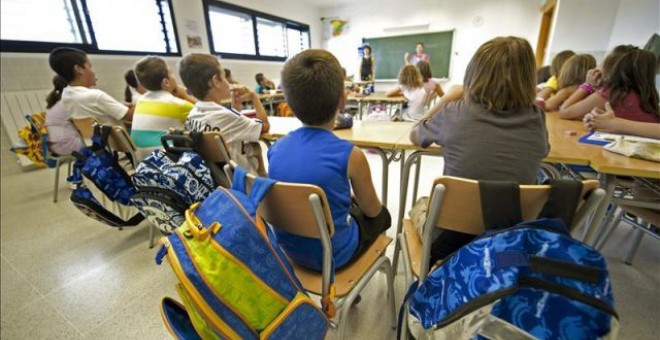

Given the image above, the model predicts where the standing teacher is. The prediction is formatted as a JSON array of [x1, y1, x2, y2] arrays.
[[360, 45, 375, 81], [404, 42, 430, 65]]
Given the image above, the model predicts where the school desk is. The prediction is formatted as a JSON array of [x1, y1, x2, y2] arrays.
[[261, 117, 413, 206], [349, 92, 407, 119]]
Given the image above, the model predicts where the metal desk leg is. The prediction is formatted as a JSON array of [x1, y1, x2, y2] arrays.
[[371, 148, 391, 207], [583, 174, 617, 246], [392, 151, 437, 273], [412, 157, 422, 203]]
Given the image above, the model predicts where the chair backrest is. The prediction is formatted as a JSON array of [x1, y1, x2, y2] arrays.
[[422, 91, 438, 109], [428, 177, 601, 235], [197, 131, 232, 164], [107, 125, 138, 168], [418, 176, 604, 282], [243, 172, 335, 239], [71, 118, 97, 140]]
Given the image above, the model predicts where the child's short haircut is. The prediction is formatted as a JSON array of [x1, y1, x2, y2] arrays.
[[536, 65, 551, 84], [557, 54, 596, 88], [464, 36, 536, 111], [134, 56, 169, 91], [49, 47, 87, 82], [550, 50, 576, 77], [281, 49, 343, 126], [255, 73, 265, 84], [416, 60, 433, 82], [178, 53, 222, 100], [398, 65, 423, 88]]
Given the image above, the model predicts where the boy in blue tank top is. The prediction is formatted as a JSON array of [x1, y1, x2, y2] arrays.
[[268, 49, 391, 271]]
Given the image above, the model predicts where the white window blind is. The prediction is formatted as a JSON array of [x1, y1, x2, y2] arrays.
[[0, 0, 83, 44], [209, 7, 256, 55], [286, 27, 309, 58], [256, 17, 286, 57], [85, 0, 173, 53]]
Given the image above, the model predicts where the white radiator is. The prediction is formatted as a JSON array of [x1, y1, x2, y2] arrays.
[[1, 90, 51, 166]]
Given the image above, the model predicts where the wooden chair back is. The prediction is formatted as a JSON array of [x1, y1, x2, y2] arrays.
[[430, 177, 601, 235], [244, 172, 335, 239]]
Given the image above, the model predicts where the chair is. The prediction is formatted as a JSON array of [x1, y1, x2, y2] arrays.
[[41, 132, 76, 203], [595, 205, 660, 265], [422, 90, 438, 109], [240, 170, 396, 339], [71, 117, 97, 140], [397, 177, 605, 337]]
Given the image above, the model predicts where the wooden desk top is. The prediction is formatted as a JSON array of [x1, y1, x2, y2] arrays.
[[262, 117, 411, 149]]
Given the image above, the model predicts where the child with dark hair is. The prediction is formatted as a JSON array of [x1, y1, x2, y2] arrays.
[[180, 53, 269, 174], [416, 60, 444, 97], [410, 36, 549, 263], [254, 73, 275, 94], [224, 68, 238, 84], [131, 56, 196, 159], [560, 45, 660, 122], [44, 75, 83, 156], [124, 69, 146, 104], [268, 49, 391, 271], [49, 47, 133, 128]]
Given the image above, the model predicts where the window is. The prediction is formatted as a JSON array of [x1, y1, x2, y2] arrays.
[[203, 0, 310, 61], [1, 0, 180, 55]]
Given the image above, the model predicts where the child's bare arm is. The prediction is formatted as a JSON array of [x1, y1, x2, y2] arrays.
[[235, 88, 270, 133], [544, 86, 575, 111], [385, 87, 402, 97], [348, 147, 382, 217]]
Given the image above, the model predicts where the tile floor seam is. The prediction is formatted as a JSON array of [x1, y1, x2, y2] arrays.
[[1, 253, 47, 298], [78, 289, 152, 339], [41, 241, 153, 299], [41, 292, 86, 337]]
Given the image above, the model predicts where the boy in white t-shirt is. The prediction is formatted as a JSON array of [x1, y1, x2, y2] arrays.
[[49, 48, 133, 131], [179, 53, 270, 174]]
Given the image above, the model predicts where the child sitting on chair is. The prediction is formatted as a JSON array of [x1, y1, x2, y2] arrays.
[[180, 53, 269, 175], [131, 56, 196, 160], [49, 47, 133, 129], [268, 49, 391, 271], [410, 36, 550, 264]]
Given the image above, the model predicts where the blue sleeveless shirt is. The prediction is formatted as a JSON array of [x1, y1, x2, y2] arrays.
[[267, 127, 358, 270]]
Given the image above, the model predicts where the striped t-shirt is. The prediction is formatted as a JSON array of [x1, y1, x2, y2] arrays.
[[131, 91, 194, 160]]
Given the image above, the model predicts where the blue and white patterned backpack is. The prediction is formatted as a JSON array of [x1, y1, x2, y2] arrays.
[[400, 181, 618, 340], [130, 133, 217, 233]]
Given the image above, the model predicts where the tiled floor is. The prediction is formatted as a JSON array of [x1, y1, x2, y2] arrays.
[[1, 127, 658, 339]]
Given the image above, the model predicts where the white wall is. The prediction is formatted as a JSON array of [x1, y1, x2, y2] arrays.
[[320, 0, 544, 88], [0, 0, 321, 100], [547, 0, 659, 64]]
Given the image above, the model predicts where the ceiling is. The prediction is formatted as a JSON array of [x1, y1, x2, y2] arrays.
[[303, 0, 354, 10]]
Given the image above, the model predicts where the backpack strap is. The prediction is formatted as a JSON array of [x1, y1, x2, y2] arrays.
[[397, 280, 420, 340], [231, 166, 275, 206], [537, 179, 584, 228], [479, 180, 522, 230]]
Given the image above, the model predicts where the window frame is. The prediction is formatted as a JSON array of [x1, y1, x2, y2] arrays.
[[0, 0, 182, 56], [202, 0, 310, 62]]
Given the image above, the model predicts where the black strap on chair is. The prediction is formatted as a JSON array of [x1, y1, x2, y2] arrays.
[[537, 179, 584, 228], [479, 180, 522, 230]]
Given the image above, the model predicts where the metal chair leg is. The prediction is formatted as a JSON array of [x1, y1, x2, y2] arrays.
[[595, 209, 624, 250], [624, 223, 647, 265], [54, 159, 62, 202]]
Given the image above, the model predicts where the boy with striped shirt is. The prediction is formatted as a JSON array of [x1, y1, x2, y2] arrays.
[[131, 56, 196, 160]]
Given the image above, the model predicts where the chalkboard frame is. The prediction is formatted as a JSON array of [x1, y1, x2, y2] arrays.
[[362, 30, 455, 81]]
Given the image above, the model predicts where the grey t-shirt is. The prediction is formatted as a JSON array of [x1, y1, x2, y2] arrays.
[[413, 100, 550, 184]]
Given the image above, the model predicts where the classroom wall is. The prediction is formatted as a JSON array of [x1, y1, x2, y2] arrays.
[[547, 0, 659, 63], [320, 0, 545, 88], [0, 0, 321, 100]]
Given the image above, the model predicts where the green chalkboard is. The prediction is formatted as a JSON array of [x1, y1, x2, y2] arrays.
[[364, 30, 454, 80]]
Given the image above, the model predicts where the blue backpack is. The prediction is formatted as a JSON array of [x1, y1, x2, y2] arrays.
[[70, 125, 144, 227], [131, 132, 219, 233], [156, 167, 329, 339], [401, 181, 618, 340]]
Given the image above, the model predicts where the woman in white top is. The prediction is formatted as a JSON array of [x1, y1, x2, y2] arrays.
[[386, 65, 427, 121], [45, 76, 84, 156]]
